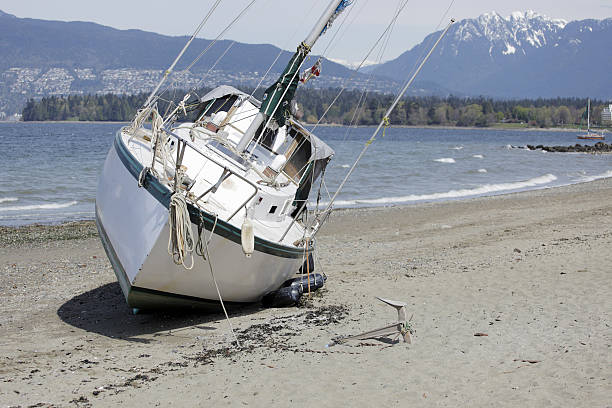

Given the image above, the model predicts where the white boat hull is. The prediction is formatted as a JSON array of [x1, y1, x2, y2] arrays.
[[96, 132, 306, 309]]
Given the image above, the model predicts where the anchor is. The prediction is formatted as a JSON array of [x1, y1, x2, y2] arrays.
[[329, 297, 413, 346]]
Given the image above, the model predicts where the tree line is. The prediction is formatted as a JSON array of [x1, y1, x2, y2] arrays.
[[22, 88, 609, 129]]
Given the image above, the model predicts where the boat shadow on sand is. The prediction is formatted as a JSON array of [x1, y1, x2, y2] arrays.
[[57, 282, 258, 343]]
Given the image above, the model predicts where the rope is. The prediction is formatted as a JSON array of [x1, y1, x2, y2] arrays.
[[196, 213, 218, 258], [381, 115, 390, 137], [168, 192, 195, 269], [366, 116, 390, 146], [138, 167, 150, 188], [197, 214, 240, 347]]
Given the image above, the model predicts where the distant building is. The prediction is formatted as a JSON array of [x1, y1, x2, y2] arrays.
[[602, 104, 612, 124]]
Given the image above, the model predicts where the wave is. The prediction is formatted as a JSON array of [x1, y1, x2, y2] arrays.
[[324, 174, 558, 207], [451, 146, 464, 150], [0, 197, 18, 204], [340, 164, 350, 168], [0, 201, 78, 212], [576, 170, 612, 183], [434, 158, 456, 163], [473, 154, 484, 159], [478, 169, 487, 173]]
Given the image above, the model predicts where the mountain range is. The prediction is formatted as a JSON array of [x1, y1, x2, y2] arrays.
[[0, 9, 610, 116], [371, 11, 612, 99]]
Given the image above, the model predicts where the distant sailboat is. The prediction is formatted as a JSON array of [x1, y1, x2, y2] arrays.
[[577, 99, 605, 140]]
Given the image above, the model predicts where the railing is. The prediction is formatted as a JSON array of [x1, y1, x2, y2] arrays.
[[164, 127, 259, 222]]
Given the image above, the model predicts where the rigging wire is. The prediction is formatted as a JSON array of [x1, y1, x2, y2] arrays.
[[186, 0, 258, 80], [311, 0, 456, 218], [151, 0, 259, 111], [313, 18, 456, 235], [163, 41, 238, 125], [309, 0, 412, 133], [247, 4, 356, 157], [246, 0, 325, 103], [277, 0, 398, 195], [400, 0, 456, 92], [143, 0, 223, 110], [251, 2, 356, 163], [339, 0, 401, 142]]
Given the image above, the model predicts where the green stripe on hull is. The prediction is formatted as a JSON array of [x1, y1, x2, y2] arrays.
[[128, 286, 247, 310], [113, 131, 303, 259], [96, 204, 248, 309]]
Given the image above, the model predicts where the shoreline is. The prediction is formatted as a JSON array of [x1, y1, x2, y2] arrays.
[[3, 175, 611, 230], [3, 120, 606, 134], [1, 176, 610, 406], [308, 122, 591, 132]]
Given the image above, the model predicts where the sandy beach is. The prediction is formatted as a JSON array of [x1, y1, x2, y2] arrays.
[[1, 179, 611, 407]]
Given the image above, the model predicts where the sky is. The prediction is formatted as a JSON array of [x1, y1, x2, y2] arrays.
[[0, 0, 610, 64]]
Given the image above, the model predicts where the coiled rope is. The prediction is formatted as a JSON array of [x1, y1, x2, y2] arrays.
[[168, 192, 195, 269]]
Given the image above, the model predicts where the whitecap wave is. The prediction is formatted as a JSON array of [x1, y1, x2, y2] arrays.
[[340, 164, 350, 168], [0, 197, 18, 204], [576, 170, 612, 183], [0, 201, 78, 212], [478, 169, 487, 173], [434, 158, 456, 163], [451, 146, 464, 150], [473, 154, 484, 159], [323, 174, 557, 207]]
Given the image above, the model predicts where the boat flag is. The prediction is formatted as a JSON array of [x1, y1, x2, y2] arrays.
[[300, 59, 322, 83]]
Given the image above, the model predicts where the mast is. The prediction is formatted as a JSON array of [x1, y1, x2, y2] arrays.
[[587, 98, 591, 132], [236, 0, 351, 152]]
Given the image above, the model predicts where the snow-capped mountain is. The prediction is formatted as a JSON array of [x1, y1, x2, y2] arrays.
[[372, 11, 612, 98], [454, 11, 566, 56]]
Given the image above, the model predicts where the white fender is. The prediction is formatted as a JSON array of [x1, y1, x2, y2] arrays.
[[241, 210, 254, 258]]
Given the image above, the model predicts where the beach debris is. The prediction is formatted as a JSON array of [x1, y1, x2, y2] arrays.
[[69, 396, 90, 406], [474, 332, 488, 337], [514, 359, 540, 364], [513, 248, 521, 253], [328, 297, 413, 346]]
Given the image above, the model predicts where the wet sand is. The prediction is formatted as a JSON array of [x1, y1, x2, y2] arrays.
[[1, 179, 611, 407]]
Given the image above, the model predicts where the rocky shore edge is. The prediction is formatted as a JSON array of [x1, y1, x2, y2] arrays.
[[524, 141, 611, 153]]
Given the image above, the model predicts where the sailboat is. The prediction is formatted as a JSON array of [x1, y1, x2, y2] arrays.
[[578, 99, 605, 140], [96, 0, 453, 311], [95, 1, 351, 310]]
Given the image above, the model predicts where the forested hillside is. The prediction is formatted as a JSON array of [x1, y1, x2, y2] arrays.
[[22, 88, 608, 129]]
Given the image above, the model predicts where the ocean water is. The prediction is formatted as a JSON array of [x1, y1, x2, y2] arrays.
[[0, 122, 610, 226]]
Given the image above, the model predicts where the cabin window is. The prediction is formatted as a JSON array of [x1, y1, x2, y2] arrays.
[[269, 205, 278, 214], [198, 95, 238, 121], [280, 199, 291, 215], [281, 127, 311, 183], [256, 127, 277, 152]]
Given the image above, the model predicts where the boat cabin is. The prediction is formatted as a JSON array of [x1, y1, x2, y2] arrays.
[[181, 86, 333, 217]]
